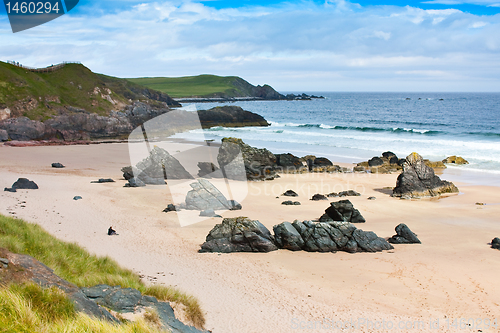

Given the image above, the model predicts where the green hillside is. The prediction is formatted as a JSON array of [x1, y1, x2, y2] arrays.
[[0, 61, 177, 121], [128, 74, 276, 98]]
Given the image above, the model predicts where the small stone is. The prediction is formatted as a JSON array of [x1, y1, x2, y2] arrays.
[[311, 194, 327, 201], [491, 237, 500, 250], [368, 196, 376, 200], [91, 178, 115, 183], [51, 163, 65, 168], [73, 196, 82, 200], [476, 202, 485, 206], [163, 204, 176, 212], [283, 190, 298, 197]]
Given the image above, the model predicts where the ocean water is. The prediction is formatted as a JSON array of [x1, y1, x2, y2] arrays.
[[172, 92, 500, 184]]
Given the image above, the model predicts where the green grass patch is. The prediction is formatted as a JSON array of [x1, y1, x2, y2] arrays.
[[0, 214, 205, 328]]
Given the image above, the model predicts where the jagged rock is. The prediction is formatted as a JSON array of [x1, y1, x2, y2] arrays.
[[199, 217, 278, 253], [185, 179, 231, 211], [124, 177, 146, 187], [324, 199, 365, 223], [491, 237, 500, 250], [199, 209, 222, 217], [163, 204, 177, 212], [311, 194, 327, 201], [338, 190, 361, 197], [318, 213, 333, 222], [217, 137, 276, 181], [352, 229, 394, 252], [197, 162, 223, 178], [51, 162, 65, 168], [273, 222, 304, 251], [10, 178, 39, 190], [393, 152, 459, 198], [134, 146, 193, 184], [275, 153, 307, 173], [443, 156, 469, 165], [91, 178, 115, 183], [121, 166, 134, 180], [0, 129, 8, 141], [283, 190, 298, 197], [388, 224, 421, 244], [0, 117, 45, 140]]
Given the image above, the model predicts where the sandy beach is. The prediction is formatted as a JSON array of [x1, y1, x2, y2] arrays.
[[1, 142, 500, 332]]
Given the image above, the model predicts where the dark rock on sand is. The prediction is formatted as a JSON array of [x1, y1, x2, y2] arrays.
[[313, 157, 333, 166], [4, 187, 16, 192], [282, 200, 300, 205], [388, 223, 421, 244], [199, 217, 278, 253], [275, 153, 306, 173], [318, 213, 333, 222], [91, 178, 115, 183], [163, 204, 177, 212], [73, 196, 82, 200], [311, 194, 327, 201], [392, 152, 459, 198], [10, 178, 39, 190], [367, 196, 376, 200], [217, 137, 276, 181], [124, 177, 146, 187], [199, 209, 222, 218], [491, 237, 500, 250], [368, 157, 384, 167], [352, 229, 394, 252], [273, 222, 304, 251], [51, 162, 65, 168], [338, 190, 361, 197], [185, 179, 231, 211], [283, 190, 298, 197], [121, 166, 134, 180], [133, 146, 193, 184], [324, 199, 365, 223], [382, 151, 397, 159], [197, 162, 222, 178], [228, 200, 242, 210]]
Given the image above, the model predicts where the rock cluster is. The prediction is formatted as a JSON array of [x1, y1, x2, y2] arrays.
[[355, 151, 403, 173], [392, 152, 459, 198], [388, 224, 421, 244]]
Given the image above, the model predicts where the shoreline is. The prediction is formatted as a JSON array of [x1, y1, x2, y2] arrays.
[[1, 143, 500, 332]]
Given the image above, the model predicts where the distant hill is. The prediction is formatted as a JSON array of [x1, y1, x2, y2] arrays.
[[0, 61, 179, 121], [127, 74, 285, 99]]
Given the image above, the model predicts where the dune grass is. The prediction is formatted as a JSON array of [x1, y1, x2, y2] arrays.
[[0, 214, 205, 329]]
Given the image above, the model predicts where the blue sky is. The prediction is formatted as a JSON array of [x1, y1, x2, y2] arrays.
[[1, 0, 500, 91]]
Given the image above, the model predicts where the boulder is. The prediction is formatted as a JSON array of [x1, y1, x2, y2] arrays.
[[197, 162, 223, 178], [163, 204, 177, 212], [0, 129, 8, 141], [217, 137, 276, 181], [368, 157, 384, 167], [0, 117, 45, 141], [283, 190, 298, 197], [392, 152, 459, 198], [491, 237, 500, 250], [134, 146, 193, 184], [275, 153, 306, 173], [442, 156, 469, 165], [273, 222, 305, 251], [313, 157, 333, 166], [338, 190, 361, 197], [11, 178, 38, 190], [185, 179, 231, 211], [51, 162, 65, 168], [199, 217, 278, 253], [382, 151, 397, 159], [388, 224, 421, 244], [311, 194, 327, 201], [324, 199, 365, 223]]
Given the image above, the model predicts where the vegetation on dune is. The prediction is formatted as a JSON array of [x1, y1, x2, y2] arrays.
[[0, 214, 205, 329], [128, 74, 260, 98]]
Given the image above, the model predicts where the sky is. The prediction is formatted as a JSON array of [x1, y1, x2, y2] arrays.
[[1, 0, 500, 92]]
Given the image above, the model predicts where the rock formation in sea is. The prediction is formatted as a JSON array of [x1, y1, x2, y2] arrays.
[[392, 152, 459, 198], [442, 155, 469, 165]]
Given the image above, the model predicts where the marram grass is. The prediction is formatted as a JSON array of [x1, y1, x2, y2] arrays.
[[0, 214, 205, 329]]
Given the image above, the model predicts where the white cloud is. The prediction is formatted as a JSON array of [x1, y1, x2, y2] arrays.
[[0, 1, 499, 91]]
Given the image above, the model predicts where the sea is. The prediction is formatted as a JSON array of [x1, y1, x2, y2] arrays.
[[172, 92, 500, 186]]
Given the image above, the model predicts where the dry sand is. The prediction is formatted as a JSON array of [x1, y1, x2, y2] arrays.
[[1, 143, 500, 333]]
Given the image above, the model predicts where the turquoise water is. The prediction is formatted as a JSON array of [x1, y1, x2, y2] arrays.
[[173, 92, 500, 183]]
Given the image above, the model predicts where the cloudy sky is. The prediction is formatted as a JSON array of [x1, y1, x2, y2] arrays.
[[1, 0, 499, 91]]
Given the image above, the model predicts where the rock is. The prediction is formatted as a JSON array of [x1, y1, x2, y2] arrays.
[[476, 202, 485, 206], [311, 194, 327, 201], [199, 217, 278, 253], [217, 137, 276, 181], [318, 213, 333, 222], [275, 153, 307, 173], [282, 200, 300, 205], [0, 129, 8, 141], [367, 196, 376, 200], [338, 190, 361, 197], [324, 199, 366, 223], [185, 179, 231, 211], [352, 229, 394, 252], [124, 177, 145, 187], [197, 106, 270, 128], [4, 187, 16, 192], [388, 223, 421, 244], [121, 166, 134, 180], [0, 117, 45, 141], [353, 166, 366, 172], [51, 162, 65, 168], [368, 157, 384, 167], [424, 160, 446, 169], [199, 209, 222, 217], [382, 151, 397, 159], [443, 156, 469, 165], [326, 192, 338, 197], [197, 162, 222, 178], [73, 196, 82, 200], [11, 178, 38, 190], [273, 222, 304, 251], [392, 152, 459, 198], [282, 190, 298, 197], [0, 257, 8, 268], [228, 200, 242, 210], [91, 178, 115, 183], [163, 204, 177, 212], [313, 157, 333, 166], [134, 146, 193, 184], [492, 237, 500, 250]]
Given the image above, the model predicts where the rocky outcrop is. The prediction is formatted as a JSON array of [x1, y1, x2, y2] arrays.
[[392, 152, 459, 198], [199, 217, 278, 253], [356, 151, 403, 174], [443, 156, 469, 165], [198, 106, 269, 128], [185, 179, 232, 211], [388, 224, 421, 244], [276, 220, 393, 253], [0, 117, 45, 141], [217, 137, 277, 181], [275, 153, 307, 173], [324, 199, 366, 223]]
